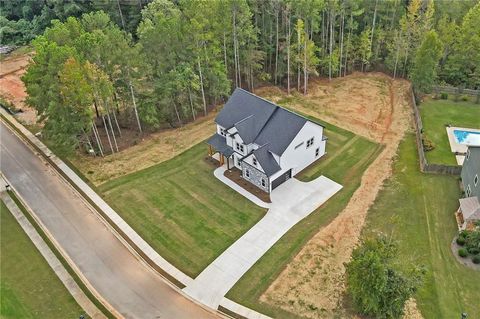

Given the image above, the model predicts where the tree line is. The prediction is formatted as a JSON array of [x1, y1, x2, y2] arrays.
[[8, 0, 480, 155]]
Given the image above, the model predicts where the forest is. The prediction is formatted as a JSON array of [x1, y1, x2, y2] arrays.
[[1, 0, 479, 155]]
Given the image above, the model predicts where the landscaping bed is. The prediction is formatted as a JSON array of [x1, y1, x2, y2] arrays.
[[224, 167, 271, 203]]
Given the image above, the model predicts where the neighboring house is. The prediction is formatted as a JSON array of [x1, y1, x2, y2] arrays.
[[456, 146, 480, 230], [207, 88, 326, 193]]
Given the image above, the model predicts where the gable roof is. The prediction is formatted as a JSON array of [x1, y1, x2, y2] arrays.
[[461, 146, 480, 201], [216, 88, 321, 156], [253, 144, 281, 177]]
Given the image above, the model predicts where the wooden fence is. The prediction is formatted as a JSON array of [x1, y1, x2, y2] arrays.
[[433, 85, 480, 103], [410, 88, 463, 175]]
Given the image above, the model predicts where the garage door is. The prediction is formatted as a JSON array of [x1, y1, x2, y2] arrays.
[[271, 169, 292, 190]]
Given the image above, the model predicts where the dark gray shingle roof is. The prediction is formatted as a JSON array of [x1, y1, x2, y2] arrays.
[[253, 145, 281, 177], [462, 146, 480, 200], [206, 134, 235, 157], [216, 88, 319, 156]]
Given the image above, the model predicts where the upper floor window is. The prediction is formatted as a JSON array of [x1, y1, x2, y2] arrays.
[[220, 128, 226, 136], [245, 169, 250, 178], [475, 174, 478, 187], [253, 158, 257, 166], [466, 185, 471, 197], [235, 142, 244, 153], [306, 137, 314, 148]]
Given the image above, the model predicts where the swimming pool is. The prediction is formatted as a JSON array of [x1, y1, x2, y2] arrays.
[[453, 129, 480, 145]]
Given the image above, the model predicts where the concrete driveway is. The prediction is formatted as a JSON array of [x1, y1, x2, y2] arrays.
[[184, 174, 342, 309], [0, 122, 218, 319]]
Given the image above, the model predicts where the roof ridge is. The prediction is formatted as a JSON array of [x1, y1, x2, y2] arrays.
[[234, 114, 254, 126], [235, 87, 324, 128]]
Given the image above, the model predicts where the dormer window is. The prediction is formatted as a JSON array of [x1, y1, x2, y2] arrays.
[[253, 158, 257, 166]]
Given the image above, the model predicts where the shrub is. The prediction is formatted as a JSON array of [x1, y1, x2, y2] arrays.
[[440, 92, 448, 99], [467, 247, 480, 255], [473, 255, 480, 264], [459, 230, 469, 238], [461, 95, 469, 101], [458, 248, 468, 258], [456, 236, 466, 246], [422, 136, 435, 152]]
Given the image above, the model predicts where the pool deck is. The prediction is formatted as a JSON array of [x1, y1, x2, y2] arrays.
[[446, 126, 480, 165]]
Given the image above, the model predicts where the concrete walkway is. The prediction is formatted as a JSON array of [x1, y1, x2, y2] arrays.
[[0, 185, 106, 319], [214, 166, 270, 209], [184, 175, 342, 309]]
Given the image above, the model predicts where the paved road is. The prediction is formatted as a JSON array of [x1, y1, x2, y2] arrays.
[[184, 169, 342, 308], [0, 121, 218, 319]]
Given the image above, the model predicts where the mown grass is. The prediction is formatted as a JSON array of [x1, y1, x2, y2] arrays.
[[420, 99, 480, 165], [0, 201, 84, 319], [362, 135, 480, 318], [226, 124, 383, 319], [99, 143, 267, 277]]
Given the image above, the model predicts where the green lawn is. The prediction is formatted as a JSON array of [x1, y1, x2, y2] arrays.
[[362, 135, 480, 318], [99, 143, 267, 277], [420, 99, 480, 165], [0, 201, 84, 319], [226, 123, 383, 318]]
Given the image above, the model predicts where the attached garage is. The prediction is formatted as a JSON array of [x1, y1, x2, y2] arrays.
[[271, 169, 292, 191]]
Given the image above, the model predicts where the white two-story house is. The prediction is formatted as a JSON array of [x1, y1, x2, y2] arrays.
[[207, 88, 327, 193]]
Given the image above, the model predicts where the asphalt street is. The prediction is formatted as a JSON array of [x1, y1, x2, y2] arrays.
[[0, 121, 219, 319]]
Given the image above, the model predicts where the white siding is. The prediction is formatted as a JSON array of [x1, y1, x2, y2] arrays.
[[278, 121, 325, 177], [242, 154, 265, 173]]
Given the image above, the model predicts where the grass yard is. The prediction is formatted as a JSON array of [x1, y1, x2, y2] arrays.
[[362, 135, 480, 318], [226, 122, 383, 318], [420, 99, 480, 165], [99, 143, 267, 277], [0, 201, 83, 319]]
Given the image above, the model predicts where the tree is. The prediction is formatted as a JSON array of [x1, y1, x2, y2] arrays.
[[346, 236, 424, 319], [411, 30, 443, 93]]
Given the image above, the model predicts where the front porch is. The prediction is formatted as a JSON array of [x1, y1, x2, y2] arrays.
[[206, 134, 234, 170]]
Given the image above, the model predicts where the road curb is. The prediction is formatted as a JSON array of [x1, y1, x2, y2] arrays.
[[1, 108, 273, 319]]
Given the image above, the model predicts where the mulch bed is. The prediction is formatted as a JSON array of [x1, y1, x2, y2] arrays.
[[224, 168, 271, 203], [451, 238, 480, 271]]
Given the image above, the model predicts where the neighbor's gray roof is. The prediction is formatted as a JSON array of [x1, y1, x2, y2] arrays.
[[206, 134, 235, 157], [253, 145, 281, 177], [461, 146, 480, 201], [459, 196, 480, 221], [216, 88, 321, 156]]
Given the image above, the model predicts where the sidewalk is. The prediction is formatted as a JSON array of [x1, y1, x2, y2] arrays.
[[0, 180, 106, 319]]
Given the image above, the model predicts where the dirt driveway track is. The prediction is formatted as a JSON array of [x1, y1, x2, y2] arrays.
[[0, 121, 219, 319]]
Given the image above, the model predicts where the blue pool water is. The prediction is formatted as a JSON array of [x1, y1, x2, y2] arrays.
[[453, 129, 480, 145]]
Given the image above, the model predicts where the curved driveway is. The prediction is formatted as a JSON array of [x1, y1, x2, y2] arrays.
[[0, 122, 218, 319]]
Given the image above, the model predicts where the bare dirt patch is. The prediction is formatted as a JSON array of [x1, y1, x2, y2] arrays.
[[258, 73, 421, 318], [0, 51, 36, 124], [70, 111, 217, 185]]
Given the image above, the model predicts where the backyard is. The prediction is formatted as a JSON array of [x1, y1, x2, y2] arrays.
[[0, 200, 83, 318], [420, 98, 480, 165], [362, 135, 480, 318]]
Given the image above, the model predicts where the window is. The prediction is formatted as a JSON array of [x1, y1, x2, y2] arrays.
[[235, 142, 244, 153], [315, 147, 320, 157], [261, 178, 266, 187], [466, 149, 470, 161], [253, 158, 257, 166], [475, 174, 478, 187], [220, 128, 226, 136], [306, 137, 314, 148], [245, 169, 250, 178], [466, 185, 471, 197], [295, 142, 304, 149]]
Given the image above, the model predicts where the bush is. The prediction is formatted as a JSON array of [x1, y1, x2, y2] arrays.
[[440, 92, 448, 99], [422, 136, 436, 152], [456, 236, 466, 246], [459, 230, 469, 238], [473, 255, 480, 264], [458, 248, 468, 258], [467, 247, 480, 255], [461, 95, 469, 101]]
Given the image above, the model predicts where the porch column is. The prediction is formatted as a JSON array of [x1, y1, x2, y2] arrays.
[[227, 156, 230, 170], [220, 154, 224, 166], [208, 145, 213, 156]]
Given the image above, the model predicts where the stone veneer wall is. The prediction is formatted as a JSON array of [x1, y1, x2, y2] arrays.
[[241, 162, 269, 193]]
